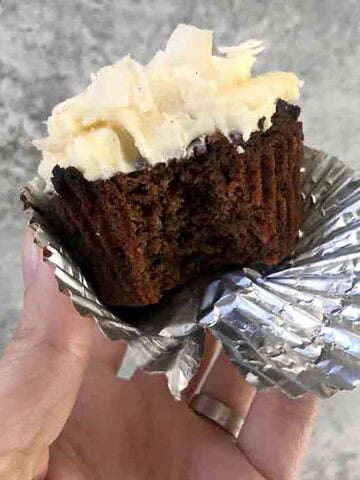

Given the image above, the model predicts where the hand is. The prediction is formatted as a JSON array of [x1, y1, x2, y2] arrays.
[[0, 229, 317, 480]]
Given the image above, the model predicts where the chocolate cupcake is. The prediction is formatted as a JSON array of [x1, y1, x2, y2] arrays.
[[33, 24, 303, 306]]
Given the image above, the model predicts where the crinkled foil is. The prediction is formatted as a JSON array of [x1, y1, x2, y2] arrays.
[[21, 147, 360, 400]]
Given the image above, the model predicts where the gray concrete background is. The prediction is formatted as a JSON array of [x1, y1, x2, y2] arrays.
[[1, 0, 360, 478]]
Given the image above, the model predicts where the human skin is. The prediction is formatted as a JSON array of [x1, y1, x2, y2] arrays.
[[0, 229, 317, 480]]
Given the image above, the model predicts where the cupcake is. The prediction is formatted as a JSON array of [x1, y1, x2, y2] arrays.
[[33, 24, 303, 306]]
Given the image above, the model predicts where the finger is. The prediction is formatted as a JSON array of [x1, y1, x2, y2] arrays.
[[33, 448, 49, 480], [0, 229, 94, 463], [90, 327, 127, 372], [238, 389, 318, 480], [183, 332, 221, 401], [194, 337, 256, 419]]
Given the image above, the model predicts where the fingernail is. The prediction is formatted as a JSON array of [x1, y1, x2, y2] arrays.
[[22, 228, 41, 289]]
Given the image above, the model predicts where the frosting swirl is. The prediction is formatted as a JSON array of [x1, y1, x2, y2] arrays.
[[34, 24, 302, 186]]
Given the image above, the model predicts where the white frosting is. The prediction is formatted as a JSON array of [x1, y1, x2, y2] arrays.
[[34, 24, 302, 186]]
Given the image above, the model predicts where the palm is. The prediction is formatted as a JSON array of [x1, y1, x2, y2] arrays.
[[1, 245, 315, 480], [49, 354, 260, 479]]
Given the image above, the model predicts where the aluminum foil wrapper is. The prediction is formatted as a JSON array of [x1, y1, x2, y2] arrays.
[[21, 147, 360, 400]]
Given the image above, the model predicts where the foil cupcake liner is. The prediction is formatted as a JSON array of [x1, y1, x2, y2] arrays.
[[21, 147, 360, 400]]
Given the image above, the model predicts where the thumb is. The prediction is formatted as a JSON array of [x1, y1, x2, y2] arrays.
[[0, 228, 94, 473]]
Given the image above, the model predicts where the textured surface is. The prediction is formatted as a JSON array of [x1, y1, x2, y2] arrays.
[[1, 1, 360, 478]]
